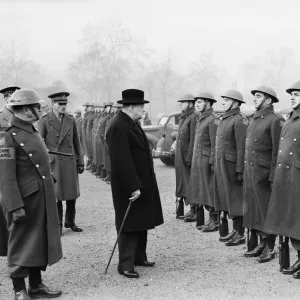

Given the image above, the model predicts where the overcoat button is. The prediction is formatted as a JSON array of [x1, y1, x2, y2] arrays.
[[12, 133, 16, 136], [29, 154, 33, 157], [294, 138, 297, 142], [279, 163, 281, 167], [20, 143, 24, 146], [42, 176, 45, 179], [36, 164, 39, 168]]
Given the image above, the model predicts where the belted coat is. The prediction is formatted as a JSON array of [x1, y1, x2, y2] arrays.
[[0, 116, 62, 266], [243, 106, 284, 231], [214, 107, 248, 216], [107, 111, 164, 232], [264, 107, 300, 240], [175, 107, 196, 198], [38, 111, 84, 201], [0, 106, 13, 256], [187, 108, 218, 207]]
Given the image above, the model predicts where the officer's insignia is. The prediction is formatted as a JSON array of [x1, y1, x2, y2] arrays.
[[0, 146, 15, 159], [62, 95, 67, 100]]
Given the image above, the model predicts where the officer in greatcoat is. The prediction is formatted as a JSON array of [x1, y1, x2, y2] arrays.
[[0, 89, 62, 300], [264, 80, 300, 278], [0, 86, 20, 258], [175, 94, 196, 221], [214, 90, 248, 246], [187, 92, 219, 232], [38, 92, 84, 235], [243, 86, 284, 262], [106, 89, 164, 279]]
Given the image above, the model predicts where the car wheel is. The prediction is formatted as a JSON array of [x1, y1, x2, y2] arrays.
[[160, 157, 174, 166]]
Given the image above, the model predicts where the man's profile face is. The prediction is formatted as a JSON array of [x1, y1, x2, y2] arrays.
[[132, 104, 144, 120], [179, 101, 190, 112], [291, 91, 300, 109], [53, 102, 67, 113]]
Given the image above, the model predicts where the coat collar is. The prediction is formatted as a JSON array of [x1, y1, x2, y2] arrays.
[[198, 108, 214, 121], [59, 113, 72, 144], [289, 107, 300, 120], [252, 105, 274, 119], [47, 111, 61, 132], [10, 116, 35, 134], [118, 111, 145, 139], [221, 107, 240, 120], [179, 106, 195, 119]]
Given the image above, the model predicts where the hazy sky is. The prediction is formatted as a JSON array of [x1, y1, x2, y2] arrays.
[[1, 0, 300, 76]]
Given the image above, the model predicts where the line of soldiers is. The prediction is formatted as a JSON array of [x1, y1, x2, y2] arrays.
[[174, 81, 300, 279], [79, 101, 123, 183]]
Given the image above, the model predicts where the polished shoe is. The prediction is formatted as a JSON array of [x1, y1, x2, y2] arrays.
[[258, 246, 275, 263], [202, 221, 219, 232], [178, 211, 191, 220], [197, 225, 205, 230], [15, 290, 31, 300], [244, 243, 265, 258], [28, 283, 62, 299], [64, 224, 83, 232], [184, 210, 196, 222], [282, 259, 300, 275], [219, 230, 236, 242], [135, 260, 155, 267], [118, 270, 139, 278], [225, 233, 246, 246], [293, 269, 300, 279]]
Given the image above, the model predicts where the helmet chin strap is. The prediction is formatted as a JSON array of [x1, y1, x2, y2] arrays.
[[293, 103, 300, 110], [29, 106, 40, 121], [256, 98, 267, 111], [225, 100, 235, 112], [201, 103, 207, 113]]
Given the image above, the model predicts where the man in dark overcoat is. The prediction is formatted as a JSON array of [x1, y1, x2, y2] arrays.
[[106, 89, 164, 279], [243, 86, 284, 262], [0, 89, 62, 300], [38, 92, 84, 235], [0, 86, 20, 257], [214, 90, 248, 246], [175, 94, 196, 221], [187, 92, 219, 232], [264, 80, 300, 278]]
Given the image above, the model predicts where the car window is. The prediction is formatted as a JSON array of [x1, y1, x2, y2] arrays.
[[158, 116, 168, 125], [168, 116, 175, 125]]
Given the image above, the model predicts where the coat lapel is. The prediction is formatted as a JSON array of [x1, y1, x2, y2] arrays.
[[48, 111, 61, 133], [59, 114, 72, 144]]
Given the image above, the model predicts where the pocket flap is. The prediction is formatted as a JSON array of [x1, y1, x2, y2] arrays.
[[257, 155, 271, 168], [201, 148, 210, 156], [20, 181, 39, 198], [225, 152, 237, 162], [294, 157, 300, 169]]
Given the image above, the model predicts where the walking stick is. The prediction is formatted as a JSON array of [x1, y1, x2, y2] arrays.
[[104, 200, 133, 274]]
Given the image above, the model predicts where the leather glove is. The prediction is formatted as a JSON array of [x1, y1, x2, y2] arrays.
[[129, 189, 141, 202], [12, 208, 26, 224], [210, 164, 214, 173], [77, 166, 84, 174], [237, 172, 243, 181]]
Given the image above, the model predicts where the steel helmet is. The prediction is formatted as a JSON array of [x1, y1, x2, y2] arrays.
[[177, 93, 195, 102], [221, 90, 245, 103], [251, 85, 279, 103], [113, 103, 123, 108], [8, 89, 44, 106], [286, 80, 300, 94], [74, 108, 82, 113], [83, 101, 90, 107], [194, 91, 216, 103]]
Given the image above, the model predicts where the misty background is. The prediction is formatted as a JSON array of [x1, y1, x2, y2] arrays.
[[0, 0, 299, 121]]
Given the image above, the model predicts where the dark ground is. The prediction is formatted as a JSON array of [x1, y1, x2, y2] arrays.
[[0, 159, 299, 300]]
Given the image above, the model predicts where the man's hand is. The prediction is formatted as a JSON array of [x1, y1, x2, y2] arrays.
[[77, 166, 84, 174], [12, 208, 26, 224], [129, 189, 141, 202]]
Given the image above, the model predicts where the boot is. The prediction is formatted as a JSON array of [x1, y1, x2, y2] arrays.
[[258, 245, 275, 263], [196, 205, 205, 229], [101, 169, 107, 180], [104, 171, 111, 183], [91, 163, 97, 174], [202, 211, 219, 232], [95, 166, 101, 177], [244, 238, 266, 257], [184, 205, 196, 222], [225, 232, 246, 246], [176, 198, 184, 219]]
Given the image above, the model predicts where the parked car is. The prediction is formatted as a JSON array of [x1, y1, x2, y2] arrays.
[[154, 107, 291, 166]]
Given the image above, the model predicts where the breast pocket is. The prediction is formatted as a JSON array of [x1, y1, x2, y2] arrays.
[[224, 151, 237, 162], [20, 180, 40, 199]]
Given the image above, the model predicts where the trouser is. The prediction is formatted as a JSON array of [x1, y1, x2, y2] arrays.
[[232, 216, 245, 236], [258, 231, 276, 249], [118, 230, 148, 272], [10, 265, 46, 292], [204, 205, 219, 223], [57, 199, 76, 227]]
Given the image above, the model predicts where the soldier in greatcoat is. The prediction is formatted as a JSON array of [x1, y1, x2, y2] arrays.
[[187, 92, 219, 232], [38, 92, 84, 235], [82, 102, 91, 168], [0, 89, 62, 300], [243, 86, 284, 262], [106, 89, 164, 279], [214, 90, 248, 246], [0, 86, 20, 258], [264, 80, 300, 278], [175, 94, 196, 221], [74, 108, 83, 145]]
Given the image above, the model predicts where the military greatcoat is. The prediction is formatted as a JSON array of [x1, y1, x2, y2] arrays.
[[264, 107, 300, 240], [243, 106, 283, 231], [0, 106, 13, 256], [187, 108, 218, 206], [175, 107, 196, 198], [38, 111, 84, 201], [86, 111, 95, 159], [214, 107, 248, 216], [107, 111, 164, 232], [75, 116, 83, 145], [0, 116, 62, 266], [82, 111, 90, 156]]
